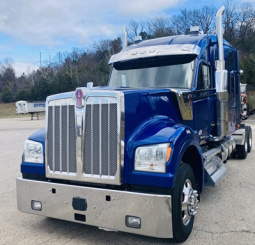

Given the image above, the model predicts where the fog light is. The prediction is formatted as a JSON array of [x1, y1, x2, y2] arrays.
[[31, 200, 42, 211], [125, 216, 141, 229]]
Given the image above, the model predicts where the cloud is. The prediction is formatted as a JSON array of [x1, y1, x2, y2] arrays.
[[12, 62, 38, 77], [0, 0, 184, 47], [118, 0, 182, 15]]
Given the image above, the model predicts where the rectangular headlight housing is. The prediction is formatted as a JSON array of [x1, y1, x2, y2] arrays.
[[135, 143, 171, 173], [24, 140, 43, 163]]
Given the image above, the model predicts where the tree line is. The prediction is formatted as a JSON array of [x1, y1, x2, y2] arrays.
[[1, 1, 255, 103]]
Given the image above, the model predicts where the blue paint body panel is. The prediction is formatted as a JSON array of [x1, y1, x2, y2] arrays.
[[122, 89, 203, 188]]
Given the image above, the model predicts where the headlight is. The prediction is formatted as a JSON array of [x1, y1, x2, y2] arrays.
[[135, 143, 171, 173], [23, 140, 43, 163]]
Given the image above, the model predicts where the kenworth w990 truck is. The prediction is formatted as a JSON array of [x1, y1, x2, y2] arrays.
[[16, 6, 252, 242]]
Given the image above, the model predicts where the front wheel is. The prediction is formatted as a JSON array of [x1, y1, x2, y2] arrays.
[[172, 163, 199, 243]]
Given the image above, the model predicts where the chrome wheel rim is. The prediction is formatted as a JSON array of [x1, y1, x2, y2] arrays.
[[245, 139, 248, 152], [181, 179, 199, 226]]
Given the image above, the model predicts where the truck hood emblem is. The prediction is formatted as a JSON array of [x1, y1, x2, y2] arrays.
[[75, 89, 83, 107]]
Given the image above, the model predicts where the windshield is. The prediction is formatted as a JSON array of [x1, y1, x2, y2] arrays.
[[109, 55, 196, 89]]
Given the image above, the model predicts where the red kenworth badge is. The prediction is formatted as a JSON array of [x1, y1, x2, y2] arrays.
[[75, 89, 83, 107]]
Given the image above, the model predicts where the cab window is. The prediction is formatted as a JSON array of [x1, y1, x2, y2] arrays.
[[197, 63, 211, 90]]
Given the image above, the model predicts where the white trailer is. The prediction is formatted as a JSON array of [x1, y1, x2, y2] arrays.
[[15, 101, 46, 120], [240, 84, 255, 119]]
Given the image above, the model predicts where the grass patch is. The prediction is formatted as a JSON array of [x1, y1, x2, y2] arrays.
[[0, 102, 45, 118]]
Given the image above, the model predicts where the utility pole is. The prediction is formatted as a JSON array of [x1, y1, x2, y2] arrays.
[[49, 54, 51, 66], [40, 52, 42, 67]]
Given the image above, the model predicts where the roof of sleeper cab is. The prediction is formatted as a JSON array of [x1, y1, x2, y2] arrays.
[[121, 34, 232, 57]]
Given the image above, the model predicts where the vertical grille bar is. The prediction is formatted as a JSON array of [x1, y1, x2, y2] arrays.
[[59, 105, 62, 172], [108, 101, 110, 177], [99, 100, 102, 177], [61, 106, 67, 172], [68, 105, 77, 173], [91, 100, 94, 175], [54, 107, 60, 172], [67, 104, 69, 173], [52, 105, 55, 172]]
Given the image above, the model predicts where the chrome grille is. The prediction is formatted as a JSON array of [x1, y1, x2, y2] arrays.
[[46, 90, 123, 185], [47, 105, 76, 173], [83, 100, 118, 177]]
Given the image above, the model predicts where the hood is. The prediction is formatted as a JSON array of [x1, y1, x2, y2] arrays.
[[115, 87, 180, 143]]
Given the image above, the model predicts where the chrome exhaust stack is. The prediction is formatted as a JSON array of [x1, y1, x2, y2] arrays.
[[213, 6, 228, 141], [122, 27, 127, 49]]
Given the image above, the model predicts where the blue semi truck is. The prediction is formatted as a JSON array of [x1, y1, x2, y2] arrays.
[[16, 6, 252, 242]]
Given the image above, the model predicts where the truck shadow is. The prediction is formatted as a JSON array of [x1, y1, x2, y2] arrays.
[[37, 217, 177, 244]]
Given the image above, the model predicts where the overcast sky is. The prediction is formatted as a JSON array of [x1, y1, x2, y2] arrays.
[[0, 0, 252, 76]]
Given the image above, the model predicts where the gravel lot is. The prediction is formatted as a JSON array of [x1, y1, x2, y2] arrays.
[[0, 116, 255, 245]]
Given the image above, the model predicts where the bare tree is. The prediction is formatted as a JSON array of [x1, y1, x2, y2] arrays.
[[146, 16, 175, 38], [171, 9, 193, 34], [192, 6, 217, 34], [223, 0, 240, 42], [127, 20, 145, 41], [93, 39, 112, 64], [171, 5, 217, 34]]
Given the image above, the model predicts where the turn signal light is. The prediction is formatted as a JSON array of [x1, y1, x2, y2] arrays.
[[166, 147, 172, 162]]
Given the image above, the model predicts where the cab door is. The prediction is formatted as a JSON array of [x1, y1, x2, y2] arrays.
[[193, 61, 216, 139], [224, 45, 238, 134]]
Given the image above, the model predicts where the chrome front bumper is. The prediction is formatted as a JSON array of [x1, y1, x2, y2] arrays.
[[16, 178, 173, 238]]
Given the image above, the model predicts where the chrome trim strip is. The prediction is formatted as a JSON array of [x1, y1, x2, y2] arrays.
[[109, 44, 200, 64], [76, 110, 82, 176], [120, 92, 125, 181], [171, 89, 193, 120], [17, 178, 173, 238]]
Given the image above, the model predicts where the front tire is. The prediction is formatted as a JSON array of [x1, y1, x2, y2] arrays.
[[172, 164, 199, 243]]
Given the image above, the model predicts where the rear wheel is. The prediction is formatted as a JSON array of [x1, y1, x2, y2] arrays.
[[247, 126, 252, 153], [236, 127, 248, 159], [172, 164, 199, 243]]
